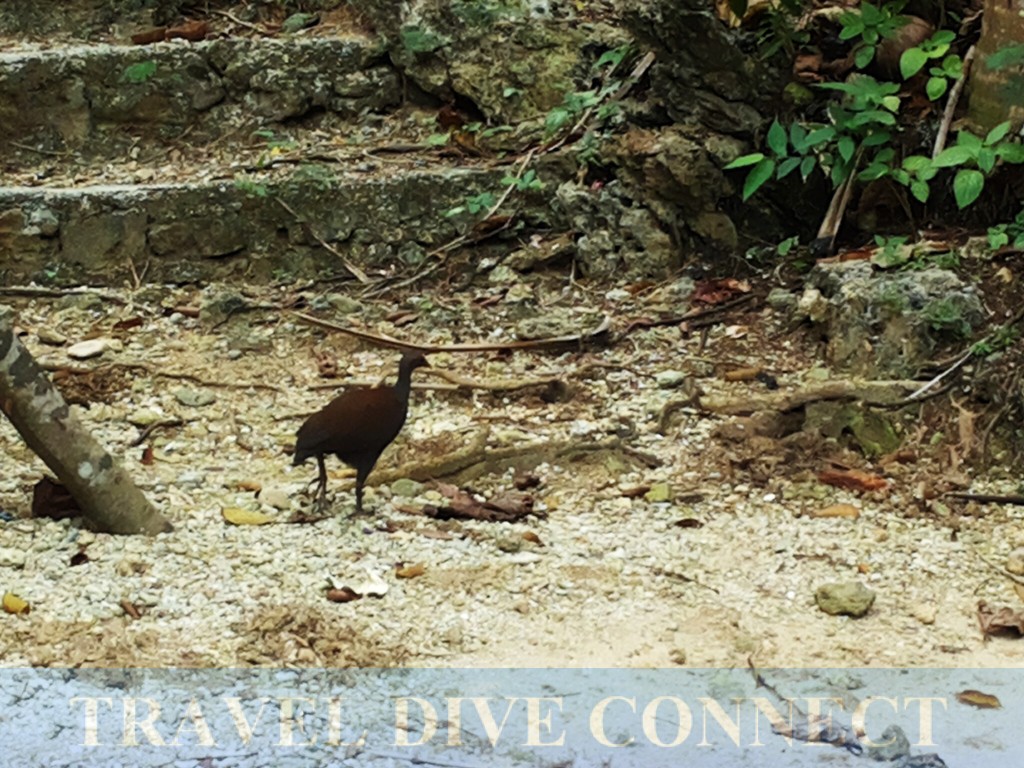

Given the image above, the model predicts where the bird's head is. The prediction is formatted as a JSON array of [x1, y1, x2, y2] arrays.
[[400, 349, 430, 372]]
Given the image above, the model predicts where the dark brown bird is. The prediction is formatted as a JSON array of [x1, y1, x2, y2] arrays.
[[293, 350, 429, 514]]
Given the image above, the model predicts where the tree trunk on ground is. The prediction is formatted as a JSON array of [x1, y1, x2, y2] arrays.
[[967, 0, 1024, 131], [0, 306, 172, 535]]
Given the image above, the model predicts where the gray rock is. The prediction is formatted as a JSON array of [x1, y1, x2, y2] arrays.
[[67, 338, 110, 360], [655, 370, 688, 389], [815, 581, 875, 617], [515, 312, 585, 340], [487, 265, 519, 285], [37, 328, 67, 346], [390, 478, 424, 498], [325, 294, 363, 315], [0, 547, 26, 568], [865, 725, 911, 762], [259, 487, 292, 510], [127, 408, 163, 427], [766, 287, 798, 312], [173, 388, 216, 407]]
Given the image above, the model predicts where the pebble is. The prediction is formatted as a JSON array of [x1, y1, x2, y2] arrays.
[[655, 370, 688, 389], [66, 338, 111, 359], [815, 581, 875, 617], [173, 388, 217, 407], [127, 408, 164, 427], [37, 328, 67, 346], [0, 547, 26, 568], [259, 487, 292, 510], [390, 478, 424, 498]]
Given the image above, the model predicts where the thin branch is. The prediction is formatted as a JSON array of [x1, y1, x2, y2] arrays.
[[933, 45, 976, 159], [276, 198, 371, 284], [292, 311, 611, 352]]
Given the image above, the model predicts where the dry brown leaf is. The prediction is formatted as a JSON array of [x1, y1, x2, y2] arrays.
[[222, 507, 274, 526], [721, 367, 762, 382], [120, 599, 143, 620], [326, 587, 361, 603], [621, 485, 651, 498], [812, 503, 861, 519], [956, 690, 1002, 709], [166, 19, 210, 41], [140, 445, 154, 466], [31, 477, 80, 520], [522, 531, 544, 546], [237, 480, 262, 493], [818, 469, 888, 492], [396, 564, 426, 579], [673, 518, 704, 529], [977, 600, 1024, 638], [2, 592, 30, 615]]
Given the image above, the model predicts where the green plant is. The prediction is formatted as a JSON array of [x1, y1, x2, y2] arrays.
[[972, 324, 1021, 357], [900, 30, 962, 100], [234, 177, 269, 197], [988, 203, 1024, 250], [501, 168, 544, 192], [121, 60, 157, 84], [444, 191, 497, 217], [930, 122, 1024, 208], [750, 0, 811, 59], [922, 297, 971, 337], [838, 1, 909, 69]]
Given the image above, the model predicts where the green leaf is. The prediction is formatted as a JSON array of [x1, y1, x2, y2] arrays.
[[911, 180, 930, 202], [121, 60, 157, 84], [932, 145, 976, 167], [777, 156, 801, 178], [956, 131, 984, 151], [544, 106, 571, 136], [799, 155, 816, 180], [838, 136, 856, 162], [855, 44, 876, 69], [903, 155, 932, 172], [988, 228, 1010, 249], [742, 158, 776, 200], [891, 169, 910, 185], [805, 126, 836, 146], [858, 163, 890, 181], [862, 131, 892, 147], [789, 123, 808, 151], [926, 76, 947, 101], [900, 47, 928, 79], [595, 44, 630, 70], [426, 133, 451, 146], [881, 95, 902, 112], [978, 147, 996, 174], [724, 152, 767, 169], [953, 169, 985, 208], [997, 143, 1024, 163], [985, 121, 1012, 145], [941, 54, 962, 77], [930, 30, 956, 48], [767, 120, 789, 157]]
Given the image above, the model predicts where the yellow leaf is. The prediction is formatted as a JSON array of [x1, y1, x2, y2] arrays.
[[812, 504, 861, 519], [956, 689, 1001, 709], [396, 564, 426, 579], [2, 592, 30, 615], [222, 507, 273, 526]]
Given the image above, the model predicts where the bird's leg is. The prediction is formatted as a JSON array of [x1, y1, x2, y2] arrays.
[[353, 468, 369, 516], [314, 454, 329, 513]]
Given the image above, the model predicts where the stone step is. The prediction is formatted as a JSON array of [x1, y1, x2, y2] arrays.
[[0, 35, 402, 165], [0, 164, 532, 285]]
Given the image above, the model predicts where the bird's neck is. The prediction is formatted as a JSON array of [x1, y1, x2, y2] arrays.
[[393, 360, 415, 402]]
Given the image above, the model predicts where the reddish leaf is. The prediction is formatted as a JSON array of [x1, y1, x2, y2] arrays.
[[818, 468, 888, 492]]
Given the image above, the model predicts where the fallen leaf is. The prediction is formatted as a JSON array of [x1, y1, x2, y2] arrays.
[[140, 446, 154, 465], [644, 483, 672, 503], [222, 507, 273, 526], [812, 503, 861, 519], [396, 564, 426, 579], [2, 592, 30, 615], [237, 480, 263, 493], [692, 278, 751, 305], [978, 601, 1024, 638], [69, 548, 90, 567], [120, 599, 142, 619], [130, 27, 168, 44], [818, 469, 888, 492], [621, 485, 651, 498], [956, 690, 1001, 709], [721, 367, 762, 382], [513, 472, 541, 490], [31, 477, 80, 520], [673, 518, 704, 528], [522, 531, 544, 546], [326, 587, 361, 603], [165, 19, 210, 41], [427, 485, 538, 522]]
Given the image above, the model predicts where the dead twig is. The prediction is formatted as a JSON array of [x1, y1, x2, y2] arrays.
[[210, 8, 267, 33], [0, 286, 127, 303], [276, 198, 371, 284], [292, 311, 611, 352], [619, 293, 757, 336], [933, 45, 976, 158], [129, 418, 186, 447], [946, 492, 1024, 506]]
